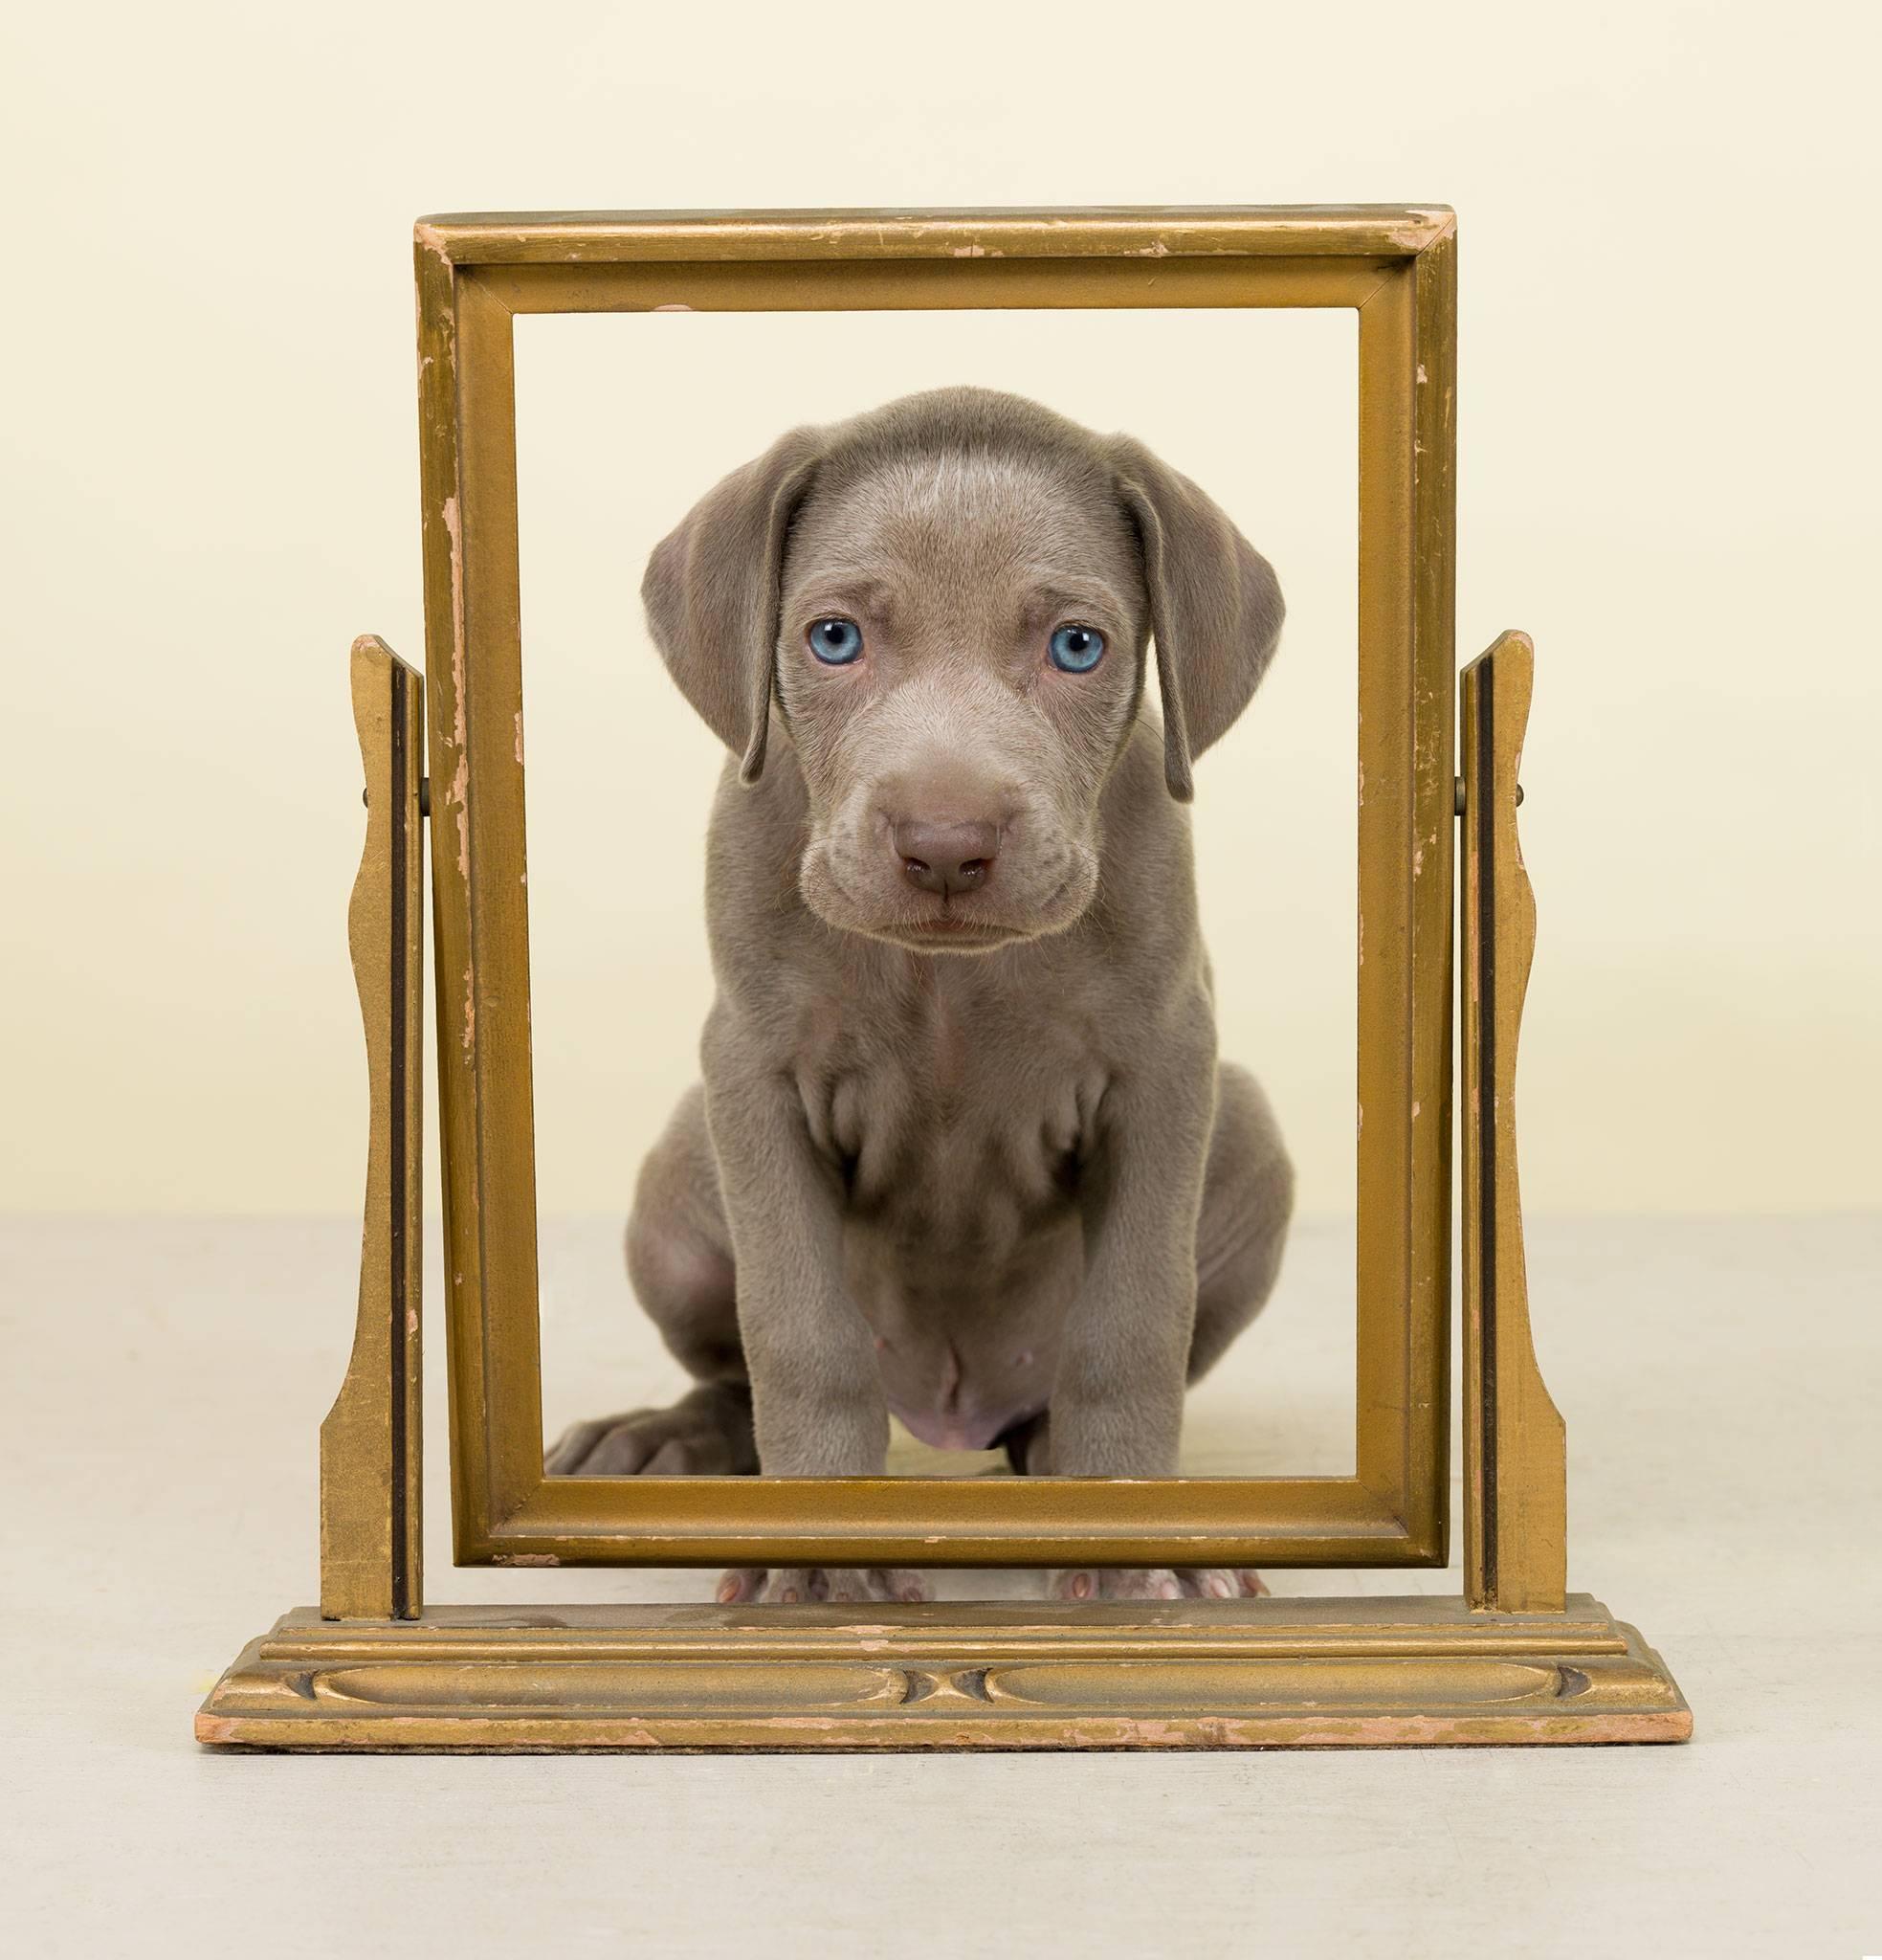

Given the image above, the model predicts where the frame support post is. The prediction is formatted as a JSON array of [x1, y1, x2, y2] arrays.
[[319, 635, 426, 1620], [1460, 631, 1567, 1613]]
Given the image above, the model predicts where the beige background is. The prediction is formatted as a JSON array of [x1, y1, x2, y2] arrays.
[[4, 0, 1877, 1219]]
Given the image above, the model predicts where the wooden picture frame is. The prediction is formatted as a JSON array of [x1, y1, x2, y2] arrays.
[[197, 207, 1691, 1749], [420, 206, 1455, 1570]]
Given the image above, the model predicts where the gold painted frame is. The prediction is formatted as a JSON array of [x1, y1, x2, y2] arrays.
[[415, 206, 1458, 1571]]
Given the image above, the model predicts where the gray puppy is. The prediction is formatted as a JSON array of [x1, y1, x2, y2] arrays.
[[547, 386, 1295, 1605]]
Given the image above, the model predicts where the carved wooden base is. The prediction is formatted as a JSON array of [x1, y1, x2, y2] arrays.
[[198, 1592, 1689, 1750]]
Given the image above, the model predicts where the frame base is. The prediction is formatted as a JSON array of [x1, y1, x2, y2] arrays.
[[197, 1592, 1689, 1750]]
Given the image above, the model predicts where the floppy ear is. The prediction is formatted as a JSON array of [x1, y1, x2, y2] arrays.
[[1109, 435, 1286, 802], [640, 426, 823, 785]]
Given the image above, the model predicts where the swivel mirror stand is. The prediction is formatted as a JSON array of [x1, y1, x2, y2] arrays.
[[197, 207, 1689, 1750]]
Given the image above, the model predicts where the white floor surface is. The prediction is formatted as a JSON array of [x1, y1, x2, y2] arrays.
[[2, 1214, 1876, 1957]]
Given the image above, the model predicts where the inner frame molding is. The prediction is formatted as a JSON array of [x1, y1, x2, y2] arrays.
[[414, 207, 1457, 1570]]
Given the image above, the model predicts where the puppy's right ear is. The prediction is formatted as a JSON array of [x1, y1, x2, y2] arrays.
[[641, 427, 823, 785]]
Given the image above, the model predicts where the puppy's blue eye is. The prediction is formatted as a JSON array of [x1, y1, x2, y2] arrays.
[[1049, 624, 1105, 673], [808, 617, 864, 665]]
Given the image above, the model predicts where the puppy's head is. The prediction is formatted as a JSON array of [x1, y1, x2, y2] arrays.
[[643, 387, 1283, 954]]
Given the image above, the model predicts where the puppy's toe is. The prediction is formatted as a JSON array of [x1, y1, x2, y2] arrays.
[[740, 1567, 931, 1605], [546, 1402, 742, 1477], [870, 1569, 933, 1604], [817, 1568, 875, 1604], [1175, 1568, 1269, 1600], [1107, 1568, 1185, 1602], [821, 1568, 934, 1604], [1047, 1568, 1184, 1602]]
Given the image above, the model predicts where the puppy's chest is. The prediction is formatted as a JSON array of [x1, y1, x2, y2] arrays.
[[798, 986, 1104, 1240]]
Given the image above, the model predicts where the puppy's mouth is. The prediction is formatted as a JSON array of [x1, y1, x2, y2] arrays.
[[842, 875, 1085, 955], [886, 910, 1027, 952], [831, 888, 1041, 955]]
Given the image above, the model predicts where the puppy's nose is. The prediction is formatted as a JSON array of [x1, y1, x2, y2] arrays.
[[894, 818, 1000, 897]]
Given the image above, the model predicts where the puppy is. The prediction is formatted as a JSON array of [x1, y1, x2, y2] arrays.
[[547, 386, 1295, 1604]]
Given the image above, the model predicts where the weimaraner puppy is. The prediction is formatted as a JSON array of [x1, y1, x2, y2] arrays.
[[547, 385, 1295, 1605]]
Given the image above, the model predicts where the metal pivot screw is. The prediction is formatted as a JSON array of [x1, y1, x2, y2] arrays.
[[1454, 776, 1524, 815], [363, 778, 431, 815]]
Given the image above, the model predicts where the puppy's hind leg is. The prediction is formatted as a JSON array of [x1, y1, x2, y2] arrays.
[[545, 1083, 757, 1477], [1187, 1061, 1295, 1387], [1171, 1060, 1292, 1601]]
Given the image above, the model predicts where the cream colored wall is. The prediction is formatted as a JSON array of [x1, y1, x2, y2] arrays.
[[3, 1, 1876, 1216]]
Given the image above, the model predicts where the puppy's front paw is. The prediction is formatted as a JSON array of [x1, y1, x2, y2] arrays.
[[715, 1568, 933, 1606], [1048, 1568, 1270, 1602], [1179, 1568, 1270, 1600], [1049, 1568, 1184, 1601]]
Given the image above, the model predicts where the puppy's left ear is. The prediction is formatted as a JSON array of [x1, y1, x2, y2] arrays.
[[1109, 435, 1285, 802], [641, 426, 824, 786]]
